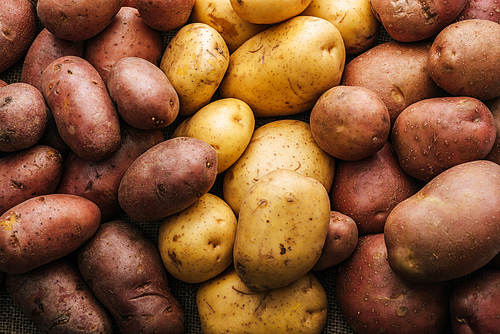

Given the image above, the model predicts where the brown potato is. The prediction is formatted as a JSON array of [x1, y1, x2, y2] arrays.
[[85, 6, 164, 84], [391, 96, 496, 181], [41, 56, 121, 161], [118, 137, 218, 222], [77, 220, 185, 334], [0, 194, 101, 274], [428, 19, 500, 101], [5, 257, 113, 334], [135, 0, 195, 31], [0, 145, 63, 215], [456, 0, 500, 23]]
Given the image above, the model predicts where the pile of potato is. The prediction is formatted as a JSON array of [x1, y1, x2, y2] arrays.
[[1, 0, 500, 333]]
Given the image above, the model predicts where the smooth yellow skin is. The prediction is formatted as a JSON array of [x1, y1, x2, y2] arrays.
[[233, 169, 331, 291], [229, 0, 313, 24], [160, 23, 230, 116], [189, 0, 269, 53], [301, 0, 380, 55], [157, 193, 237, 284], [197, 268, 328, 334], [223, 119, 335, 215], [219, 15, 346, 117], [171, 98, 255, 174]]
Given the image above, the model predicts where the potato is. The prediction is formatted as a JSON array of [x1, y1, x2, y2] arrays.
[[56, 123, 164, 221], [118, 136, 218, 222], [5, 257, 113, 334], [384, 160, 500, 282], [330, 142, 421, 235], [312, 211, 358, 271], [20, 28, 85, 92], [37, 108, 71, 157], [336, 233, 450, 334], [428, 19, 500, 101], [457, 0, 500, 23], [229, 0, 313, 24], [223, 119, 335, 215], [0, 0, 36, 74], [301, 0, 380, 55], [233, 168, 330, 291], [77, 220, 185, 334], [0, 79, 6, 88], [219, 15, 346, 117], [85, 6, 164, 84], [0, 83, 48, 152], [171, 98, 255, 173], [189, 0, 269, 53], [107, 57, 179, 129], [370, 0, 467, 42], [450, 268, 500, 334], [391, 96, 496, 182], [158, 193, 237, 284], [136, 0, 195, 31], [310, 85, 390, 161], [197, 268, 328, 334], [160, 23, 230, 116], [0, 145, 63, 215], [0, 194, 101, 274], [485, 96, 500, 163], [342, 41, 444, 124], [36, 0, 123, 41], [41, 56, 121, 161]]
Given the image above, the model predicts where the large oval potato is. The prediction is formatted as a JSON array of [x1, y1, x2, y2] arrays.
[[219, 15, 346, 117], [229, 0, 312, 24]]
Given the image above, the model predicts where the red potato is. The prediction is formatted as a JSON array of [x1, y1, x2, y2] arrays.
[[456, 0, 500, 23], [0, 79, 6, 88], [136, 0, 195, 31], [0, 194, 101, 274], [85, 6, 164, 84], [484, 96, 500, 164]]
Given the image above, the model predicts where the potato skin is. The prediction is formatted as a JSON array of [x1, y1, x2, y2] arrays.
[[136, 0, 195, 31], [77, 220, 185, 334], [0, 145, 63, 215], [229, 0, 312, 24], [118, 137, 218, 222], [0, 194, 101, 274], [484, 96, 500, 163], [5, 257, 113, 334], [41, 56, 121, 161], [456, 0, 500, 23]]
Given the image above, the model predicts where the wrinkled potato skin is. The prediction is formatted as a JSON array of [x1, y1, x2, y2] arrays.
[[118, 137, 218, 222], [384, 160, 500, 282], [0, 194, 101, 274], [77, 220, 185, 334], [41, 56, 121, 161], [5, 258, 113, 334], [197, 268, 328, 334], [136, 0, 195, 31], [85, 6, 164, 84], [392, 97, 496, 181], [428, 19, 500, 101], [336, 233, 450, 334], [456, 0, 500, 23], [0, 145, 63, 215], [229, 0, 313, 24]]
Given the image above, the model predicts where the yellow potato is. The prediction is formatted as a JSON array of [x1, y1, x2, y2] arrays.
[[301, 0, 380, 55], [171, 98, 255, 174], [197, 268, 328, 334], [160, 23, 230, 116], [223, 119, 335, 215], [157, 193, 237, 284], [189, 0, 269, 53], [219, 15, 346, 117], [233, 168, 331, 291], [229, 0, 313, 24]]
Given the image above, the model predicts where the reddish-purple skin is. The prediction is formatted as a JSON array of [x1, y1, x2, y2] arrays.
[[456, 0, 500, 23], [135, 0, 195, 31]]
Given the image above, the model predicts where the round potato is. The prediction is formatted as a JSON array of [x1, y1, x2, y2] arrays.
[[172, 98, 255, 173], [135, 0, 195, 31], [229, 0, 313, 24], [158, 193, 237, 284]]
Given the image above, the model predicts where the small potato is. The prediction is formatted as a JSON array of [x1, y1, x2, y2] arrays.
[[107, 57, 179, 129], [0, 194, 101, 274], [0, 145, 63, 215], [136, 0, 195, 31], [0, 83, 48, 152], [118, 137, 218, 222], [160, 23, 230, 116], [197, 268, 328, 334], [172, 98, 255, 173], [5, 258, 113, 334], [158, 193, 237, 284], [77, 220, 185, 334], [457, 0, 500, 23], [428, 19, 500, 101], [310, 85, 390, 161], [229, 0, 313, 24], [312, 211, 358, 271]]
